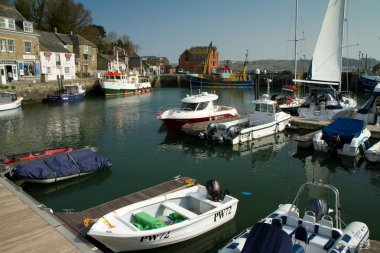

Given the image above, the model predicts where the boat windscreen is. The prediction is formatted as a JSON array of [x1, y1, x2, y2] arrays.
[[180, 102, 198, 111]]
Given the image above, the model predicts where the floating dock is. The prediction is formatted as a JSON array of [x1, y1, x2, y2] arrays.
[[182, 116, 380, 139]]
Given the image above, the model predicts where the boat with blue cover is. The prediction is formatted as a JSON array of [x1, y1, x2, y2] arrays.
[[312, 118, 371, 157], [8, 148, 111, 184], [219, 181, 369, 253], [47, 83, 86, 103], [359, 75, 380, 92], [349, 83, 380, 125]]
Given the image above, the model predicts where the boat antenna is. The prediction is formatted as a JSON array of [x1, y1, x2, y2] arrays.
[[190, 77, 193, 95]]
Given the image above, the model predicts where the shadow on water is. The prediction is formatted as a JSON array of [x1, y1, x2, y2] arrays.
[[159, 130, 290, 162], [22, 169, 112, 199]]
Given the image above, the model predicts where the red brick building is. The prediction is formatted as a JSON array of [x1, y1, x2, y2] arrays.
[[178, 42, 218, 75]]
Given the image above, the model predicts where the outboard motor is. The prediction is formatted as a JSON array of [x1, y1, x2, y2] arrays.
[[222, 126, 240, 143], [200, 123, 217, 142], [206, 179, 230, 202], [305, 197, 329, 222]]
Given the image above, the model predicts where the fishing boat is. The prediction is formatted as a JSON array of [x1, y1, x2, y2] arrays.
[[0, 147, 73, 164], [312, 118, 371, 157], [0, 92, 23, 111], [348, 83, 380, 125], [157, 91, 238, 130], [295, 0, 357, 121], [87, 181, 239, 252], [47, 83, 86, 103], [100, 70, 152, 96], [219, 181, 369, 253], [8, 148, 111, 184], [187, 48, 254, 88], [200, 94, 291, 145], [365, 140, 380, 163]]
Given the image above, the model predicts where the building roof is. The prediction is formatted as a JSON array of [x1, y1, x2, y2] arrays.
[[38, 30, 71, 53], [54, 32, 97, 47], [0, 4, 26, 21]]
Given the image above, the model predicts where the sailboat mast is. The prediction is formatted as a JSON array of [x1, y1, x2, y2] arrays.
[[294, 0, 298, 81]]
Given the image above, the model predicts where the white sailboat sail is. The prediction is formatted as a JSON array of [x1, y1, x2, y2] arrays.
[[310, 0, 345, 85]]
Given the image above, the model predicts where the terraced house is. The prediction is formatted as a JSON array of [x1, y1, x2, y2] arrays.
[[0, 4, 40, 84]]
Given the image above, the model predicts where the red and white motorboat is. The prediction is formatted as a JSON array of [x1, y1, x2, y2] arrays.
[[1, 147, 74, 164], [157, 92, 238, 130]]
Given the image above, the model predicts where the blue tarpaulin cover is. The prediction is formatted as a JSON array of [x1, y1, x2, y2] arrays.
[[12, 149, 111, 181], [322, 118, 365, 145], [241, 222, 293, 253]]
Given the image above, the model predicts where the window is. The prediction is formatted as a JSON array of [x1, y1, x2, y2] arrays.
[[7, 39, 14, 52], [0, 18, 5, 28], [45, 55, 50, 61], [0, 39, 6, 51], [83, 54, 88, 60], [8, 19, 15, 30], [56, 54, 61, 66], [23, 22, 33, 32], [65, 54, 71, 61], [65, 67, 70, 74], [24, 41, 32, 53], [0, 18, 15, 29], [83, 45, 88, 54], [46, 67, 51, 74]]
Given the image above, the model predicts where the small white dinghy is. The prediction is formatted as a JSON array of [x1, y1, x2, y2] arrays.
[[313, 118, 371, 157], [87, 181, 238, 252], [219, 181, 369, 253], [366, 140, 380, 162]]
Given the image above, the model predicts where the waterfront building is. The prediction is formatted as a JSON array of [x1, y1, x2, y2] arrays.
[[38, 31, 76, 81], [53, 29, 98, 77], [97, 46, 129, 73], [178, 42, 219, 74], [0, 4, 40, 84]]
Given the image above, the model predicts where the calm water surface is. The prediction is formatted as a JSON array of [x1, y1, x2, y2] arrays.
[[0, 88, 379, 253]]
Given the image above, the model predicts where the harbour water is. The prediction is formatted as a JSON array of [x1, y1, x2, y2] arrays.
[[0, 87, 379, 253]]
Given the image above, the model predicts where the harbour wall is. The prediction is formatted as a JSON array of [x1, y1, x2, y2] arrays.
[[0, 73, 362, 102]]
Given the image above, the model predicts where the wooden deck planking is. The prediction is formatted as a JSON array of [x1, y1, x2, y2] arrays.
[[55, 176, 195, 239], [0, 183, 81, 253]]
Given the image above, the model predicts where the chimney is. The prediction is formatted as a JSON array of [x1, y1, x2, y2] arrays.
[[53, 27, 57, 33]]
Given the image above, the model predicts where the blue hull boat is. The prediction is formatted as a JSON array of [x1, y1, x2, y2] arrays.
[[47, 83, 86, 103], [9, 148, 111, 184]]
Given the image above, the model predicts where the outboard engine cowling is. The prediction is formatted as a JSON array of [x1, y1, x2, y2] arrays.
[[305, 197, 329, 222], [223, 126, 240, 142], [206, 179, 230, 202]]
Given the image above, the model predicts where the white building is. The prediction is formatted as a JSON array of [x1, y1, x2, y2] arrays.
[[38, 31, 76, 81]]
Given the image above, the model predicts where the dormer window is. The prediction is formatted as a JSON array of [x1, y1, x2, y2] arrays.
[[0, 17, 16, 30], [23, 21, 33, 32]]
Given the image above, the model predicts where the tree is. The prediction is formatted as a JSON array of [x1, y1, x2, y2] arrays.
[[14, 0, 47, 30], [45, 0, 92, 34]]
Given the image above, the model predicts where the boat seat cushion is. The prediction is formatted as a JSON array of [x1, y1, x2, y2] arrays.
[[133, 211, 167, 231]]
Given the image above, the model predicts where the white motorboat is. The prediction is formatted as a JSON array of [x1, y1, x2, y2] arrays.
[[100, 70, 151, 96], [0, 92, 23, 111], [348, 83, 380, 125], [157, 91, 238, 130], [295, 0, 356, 121], [365, 140, 380, 163], [219, 181, 369, 253], [313, 118, 371, 157], [87, 182, 239, 252], [200, 94, 291, 145]]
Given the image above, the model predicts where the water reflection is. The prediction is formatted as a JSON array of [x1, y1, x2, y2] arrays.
[[23, 169, 112, 200], [160, 131, 289, 162], [133, 220, 236, 253]]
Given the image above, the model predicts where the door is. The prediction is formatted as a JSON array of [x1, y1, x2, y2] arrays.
[[0, 65, 6, 84]]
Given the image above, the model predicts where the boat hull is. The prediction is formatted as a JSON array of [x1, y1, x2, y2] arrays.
[[47, 93, 85, 103], [188, 76, 254, 88], [162, 113, 237, 130], [0, 97, 23, 111], [88, 185, 239, 252], [2, 147, 74, 164], [365, 140, 380, 162], [101, 81, 152, 96]]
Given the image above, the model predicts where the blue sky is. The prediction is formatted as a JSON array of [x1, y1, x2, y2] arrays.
[[76, 0, 380, 64]]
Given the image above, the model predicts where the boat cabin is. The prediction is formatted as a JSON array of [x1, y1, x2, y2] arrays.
[[180, 92, 217, 111], [0, 92, 17, 103], [104, 72, 138, 84]]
